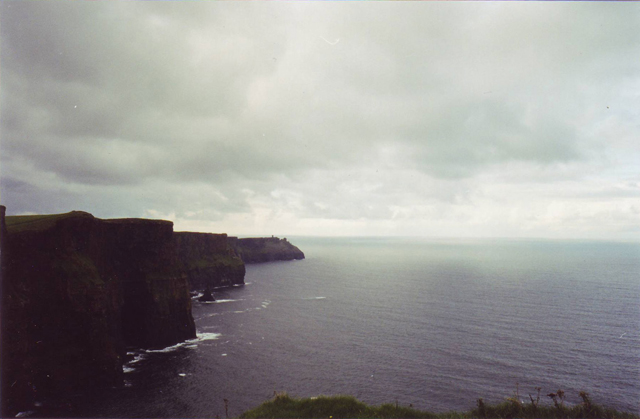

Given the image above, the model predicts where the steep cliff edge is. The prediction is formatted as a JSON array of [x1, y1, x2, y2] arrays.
[[232, 237, 305, 263], [175, 232, 245, 290], [1, 210, 196, 416]]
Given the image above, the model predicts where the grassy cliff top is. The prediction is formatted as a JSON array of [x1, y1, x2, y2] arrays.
[[239, 394, 638, 419], [5, 211, 93, 233], [5, 211, 172, 233]]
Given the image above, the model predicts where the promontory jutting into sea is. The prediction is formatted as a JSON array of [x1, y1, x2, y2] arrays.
[[1, 207, 639, 418]]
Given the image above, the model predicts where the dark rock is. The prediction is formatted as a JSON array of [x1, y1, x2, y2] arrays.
[[231, 236, 305, 264], [198, 288, 215, 302]]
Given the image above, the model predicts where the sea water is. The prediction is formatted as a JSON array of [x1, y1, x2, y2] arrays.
[[75, 238, 640, 418]]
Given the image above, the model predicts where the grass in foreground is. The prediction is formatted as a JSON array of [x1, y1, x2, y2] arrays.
[[239, 392, 639, 419]]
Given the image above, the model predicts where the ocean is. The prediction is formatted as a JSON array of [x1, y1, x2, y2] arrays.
[[75, 238, 640, 418]]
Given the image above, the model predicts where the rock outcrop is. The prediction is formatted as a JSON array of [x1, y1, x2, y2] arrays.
[[231, 237, 305, 264], [175, 232, 245, 290], [1, 210, 196, 416], [198, 288, 215, 302]]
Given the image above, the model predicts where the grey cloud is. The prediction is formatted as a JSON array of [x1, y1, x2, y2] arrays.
[[1, 1, 638, 238]]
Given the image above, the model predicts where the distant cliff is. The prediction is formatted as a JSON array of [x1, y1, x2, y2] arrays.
[[175, 232, 245, 290], [231, 237, 305, 263], [0, 209, 196, 416]]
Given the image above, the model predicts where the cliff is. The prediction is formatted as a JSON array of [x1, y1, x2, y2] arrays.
[[232, 237, 305, 264], [0, 208, 306, 415], [175, 232, 245, 290], [1, 210, 196, 416]]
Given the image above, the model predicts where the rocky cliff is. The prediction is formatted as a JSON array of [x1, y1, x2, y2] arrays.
[[0, 208, 306, 416], [175, 232, 245, 290], [0, 210, 196, 416], [232, 237, 305, 263]]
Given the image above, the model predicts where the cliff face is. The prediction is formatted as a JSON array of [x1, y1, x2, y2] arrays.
[[175, 232, 245, 290], [102, 219, 196, 348], [1, 210, 196, 416], [232, 237, 305, 263]]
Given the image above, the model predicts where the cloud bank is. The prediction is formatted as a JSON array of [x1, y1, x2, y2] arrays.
[[1, 1, 639, 239]]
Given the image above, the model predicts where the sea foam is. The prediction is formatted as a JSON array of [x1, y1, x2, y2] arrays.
[[144, 333, 220, 353]]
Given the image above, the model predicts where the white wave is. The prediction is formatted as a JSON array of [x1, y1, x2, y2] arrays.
[[178, 373, 186, 377], [15, 411, 35, 417], [213, 299, 243, 303], [124, 380, 133, 388], [145, 332, 220, 353], [195, 332, 222, 342], [122, 352, 147, 373], [129, 354, 147, 364], [191, 293, 204, 300], [303, 297, 326, 300], [221, 353, 227, 356], [261, 300, 271, 308], [145, 342, 186, 353]]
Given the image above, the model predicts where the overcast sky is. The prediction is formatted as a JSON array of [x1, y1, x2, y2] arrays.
[[1, 1, 639, 239]]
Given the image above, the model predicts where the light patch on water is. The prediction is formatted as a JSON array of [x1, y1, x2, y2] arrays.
[[123, 366, 135, 373], [302, 297, 326, 300], [199, 325, 218, 330]]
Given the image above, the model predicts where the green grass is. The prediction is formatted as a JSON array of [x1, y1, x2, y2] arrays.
[[5, 211, 91, 233], [239, 393, 639, 419]]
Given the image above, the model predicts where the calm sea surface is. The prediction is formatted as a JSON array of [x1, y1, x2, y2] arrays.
[[77, 238, 640, 417]]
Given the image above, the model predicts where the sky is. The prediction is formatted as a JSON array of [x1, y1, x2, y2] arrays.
[[1, 1, 639, 239]]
